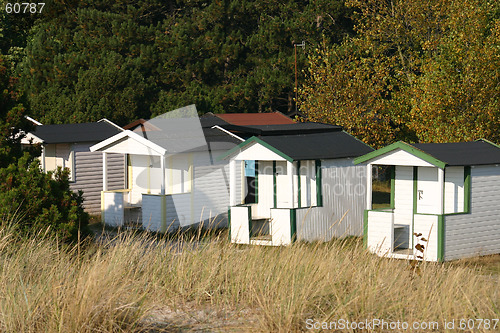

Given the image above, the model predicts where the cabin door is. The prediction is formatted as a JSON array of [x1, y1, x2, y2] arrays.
[[393, 166, 414, 250], [275, 161, 290, 207]]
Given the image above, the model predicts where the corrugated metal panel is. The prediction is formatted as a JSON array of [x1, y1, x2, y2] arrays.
[[70, 144, 125, 215], [191, 151, 241, 227], [444, 165, 500, 260], [296, 158, 366, 241]]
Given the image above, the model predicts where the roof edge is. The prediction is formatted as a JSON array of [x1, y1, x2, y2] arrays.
[[90, 130, 167, 155], [353, 141, 447, 168], [477, 138, 500, 149], [98, 118, 125, 131], [217, 136, 294, 162]]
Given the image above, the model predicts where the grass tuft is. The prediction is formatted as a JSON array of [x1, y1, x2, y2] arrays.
[[0, 223, 498, 332]]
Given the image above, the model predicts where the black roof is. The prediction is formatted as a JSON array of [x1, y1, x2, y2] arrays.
[[221, 122, 342, 138], [412, 140, 500, 166], [258, 131, 373, 160], [199, 113, 231, 128], [32, 121, 122, 144]]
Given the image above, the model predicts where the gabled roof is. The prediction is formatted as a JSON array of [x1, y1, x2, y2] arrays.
[[221, 131, 374, 161], [90, 130, 167, 156], [30, 120, 123, 144], [354, 139, 500, 167], [91, 118, 242, 155], [215, 112, 294, 125]]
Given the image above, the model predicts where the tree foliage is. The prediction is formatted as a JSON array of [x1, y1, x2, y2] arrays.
[[18, 0, 354, 125], [0, 54, 88, 241], [299, 0, 500, 147]]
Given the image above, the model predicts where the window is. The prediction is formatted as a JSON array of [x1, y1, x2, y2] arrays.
[[44, 144, 75, 182], [371, 165, 394, 210]]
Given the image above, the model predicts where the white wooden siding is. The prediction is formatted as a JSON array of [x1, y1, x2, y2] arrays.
[[444, 165, 500, 260], [230, 206, 250, 244], [413, 214, 438, 261], [416, 167, 440, 214], [256, 161, 274, 218], [270, 208, 292, 245], [141, 194, 165, 231], [296, 158, 366, 241], [393, 166, 414, 224], [233, 141, 287, 161], [367, 210, 393, 255], [166, 193, 190, 227], [70, 144, 125, 214], [368, 149, 436, 167], [192, 152, 241, 227], [444, 166, 464, 214], [129, 155, 149, 204], [102, 191, 124, 227], [275, 161, 290, 207]]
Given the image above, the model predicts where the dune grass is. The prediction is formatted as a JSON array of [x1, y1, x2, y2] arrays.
[[0, 223, 498, 332]]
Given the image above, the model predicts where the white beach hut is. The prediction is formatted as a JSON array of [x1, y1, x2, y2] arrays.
[[354, 139, 500, 261], [90, 110, 243, 231], [221, 123, 374, 246]]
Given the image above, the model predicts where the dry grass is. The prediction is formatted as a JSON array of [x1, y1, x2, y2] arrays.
[[0, 224, 498, 332]]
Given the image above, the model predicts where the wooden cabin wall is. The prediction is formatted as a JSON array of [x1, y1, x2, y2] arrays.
[[444, 165, 500, 260]]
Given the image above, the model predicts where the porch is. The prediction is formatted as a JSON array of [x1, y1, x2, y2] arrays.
[[363, 162, 469, 262], [225, 139, 321, 245], [101, 190, 192, 231]]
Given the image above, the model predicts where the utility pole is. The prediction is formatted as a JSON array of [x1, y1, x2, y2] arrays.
[[294, 41, 306, 114]]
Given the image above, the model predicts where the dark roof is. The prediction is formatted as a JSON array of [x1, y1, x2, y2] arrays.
[[249, 131, 373, 160], [199, 113, 231, 128], [31, 121, 122, 144], [215, 112, 294, 125], [222, 122, 342, 137], [411, 140, 500, 166]]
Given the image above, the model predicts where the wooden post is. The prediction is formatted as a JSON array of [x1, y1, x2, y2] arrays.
[[366, 164, 372, 210], [438, 167, 444, 214], [287, 161, 294, 208], [230, 159, 236, 206], [160, 154, 166, 195], [102, 152, 108, 191], [41, 145, 46, 173]]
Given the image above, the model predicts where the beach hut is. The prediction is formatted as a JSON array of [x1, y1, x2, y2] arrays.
[[221, 123, 373, 246], [23, 119, 125, 214], [354, 140, 500, 261], [90, 111, 243, 231]]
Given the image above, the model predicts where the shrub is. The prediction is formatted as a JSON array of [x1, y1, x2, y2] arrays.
[[0, 153, 89, 242]]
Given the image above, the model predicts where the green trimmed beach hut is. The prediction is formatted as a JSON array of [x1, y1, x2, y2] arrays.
[[222, 123, 373, 246], [354, 139, 500, 262]]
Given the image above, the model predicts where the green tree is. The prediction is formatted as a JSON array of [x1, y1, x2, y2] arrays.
[[300, 0, 500, 146], [1, 55, 88, 241], [19, 0, 354, 123]]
